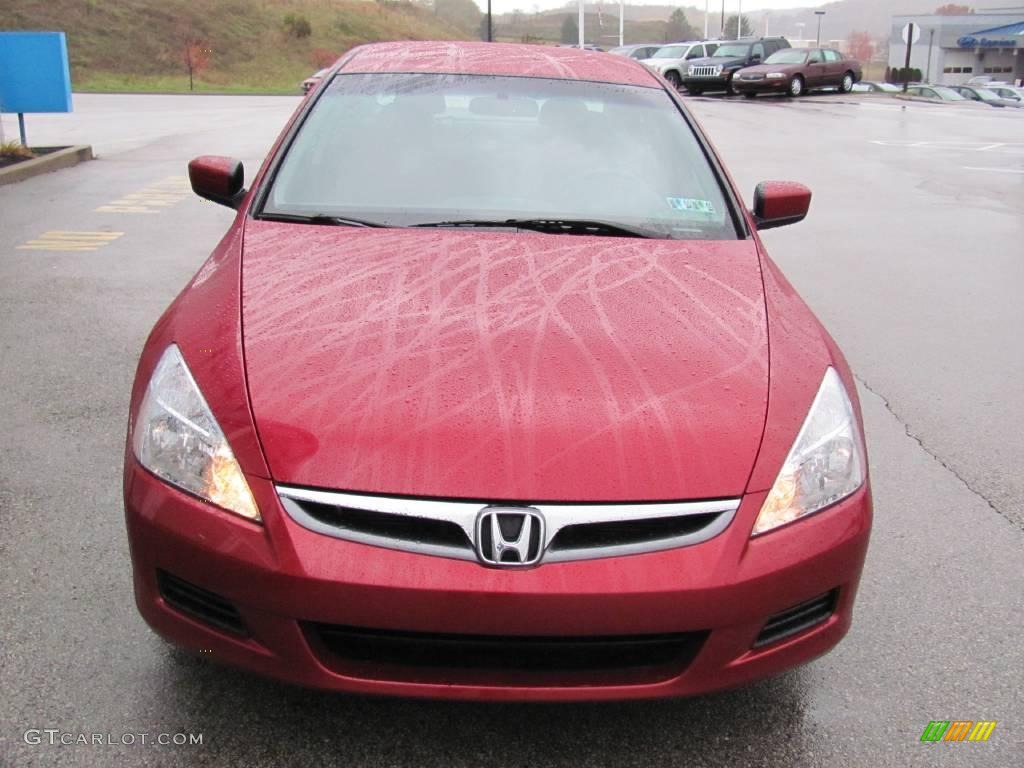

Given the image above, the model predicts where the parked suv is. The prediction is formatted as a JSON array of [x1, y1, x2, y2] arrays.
[[640, 41, 720, 89], [681, 37, 791, 95]]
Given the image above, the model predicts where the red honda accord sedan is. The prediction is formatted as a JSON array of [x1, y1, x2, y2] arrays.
[[124, 41, 871, 701]]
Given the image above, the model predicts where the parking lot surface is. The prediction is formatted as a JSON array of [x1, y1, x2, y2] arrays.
[[1, 93, 1021, 767]]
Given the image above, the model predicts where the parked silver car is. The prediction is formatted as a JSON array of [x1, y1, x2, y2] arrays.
[[608, 43, 663, 61], [950, 85, 1024, 108], [641, 41, 720, 89]]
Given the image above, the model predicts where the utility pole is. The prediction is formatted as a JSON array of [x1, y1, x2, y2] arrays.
[[487, 0, 492, 42], [903, 22, 914, 93], [926, 28, 935, 83]]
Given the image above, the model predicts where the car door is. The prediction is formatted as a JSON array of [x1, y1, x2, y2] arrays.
[[805, 49, 827, 87], [823, 49, 844, 85], [750, 42, 765, 67]]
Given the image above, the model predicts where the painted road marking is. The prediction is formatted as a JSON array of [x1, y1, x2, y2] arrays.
[[96, 176, 192, 214], [16, 231, 124, 252], [962, 166, 1024, 174], [871, 140, 1024, 154]]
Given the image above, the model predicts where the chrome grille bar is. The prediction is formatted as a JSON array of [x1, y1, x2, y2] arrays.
[[277, 486, 739, 565]]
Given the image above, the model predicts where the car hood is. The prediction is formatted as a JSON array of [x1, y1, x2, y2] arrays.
[[241, 222, 769, 501], [688, 56, 746, 68], [737, 63, 797, 76], [641, 57, 681, 68]]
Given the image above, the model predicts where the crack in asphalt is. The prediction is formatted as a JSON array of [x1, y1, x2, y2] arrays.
[[855, 374, 1022, 533]]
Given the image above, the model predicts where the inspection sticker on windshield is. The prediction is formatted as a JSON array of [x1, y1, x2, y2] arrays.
[[667, 197, 716, 216]]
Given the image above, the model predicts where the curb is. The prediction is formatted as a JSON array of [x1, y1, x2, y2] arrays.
[[0, 145, 95, 187]]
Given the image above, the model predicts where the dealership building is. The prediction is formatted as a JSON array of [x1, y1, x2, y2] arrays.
[[888, 9, 1024, 86]]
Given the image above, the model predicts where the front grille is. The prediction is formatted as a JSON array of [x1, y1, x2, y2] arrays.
[[156, 570, 247, 636], [549, 512, 721, 552], [297, 500, 469, 549], [741, 74, 765, 81], [689, 65, 720, 78], [308, 623, 708, 683], [279, 487, 739, 566], [753, 590, 838, 648]]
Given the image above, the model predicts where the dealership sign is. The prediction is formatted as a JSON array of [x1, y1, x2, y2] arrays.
[[957, 35, 1018, 48]]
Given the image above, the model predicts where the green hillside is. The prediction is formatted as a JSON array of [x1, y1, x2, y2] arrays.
[[1, 0, 474, 93]]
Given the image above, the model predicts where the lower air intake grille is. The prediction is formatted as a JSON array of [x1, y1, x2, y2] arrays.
[[753, 590, 838, 648], [156, 570, 247, 636], [309, 624, 708, 674]]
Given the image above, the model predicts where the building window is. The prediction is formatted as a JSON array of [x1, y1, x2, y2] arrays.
[[943, 67, 953, 73], [963, 67, 972, 73]]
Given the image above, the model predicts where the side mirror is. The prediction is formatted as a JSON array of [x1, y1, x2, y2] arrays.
[[188, 155, 245, 209], [751, 53, 762, 62], [752, 181, 811, 230]]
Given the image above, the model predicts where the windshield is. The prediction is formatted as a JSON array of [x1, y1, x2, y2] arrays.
[[652, 45, 689, 59], [764, 50, 807, 65], [933, 87, 965, 100], [973, 88, 1001, 101], [262, 73, 737, 240], [712, 44, 751, 58]]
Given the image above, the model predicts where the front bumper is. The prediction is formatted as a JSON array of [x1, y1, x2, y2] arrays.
[[733, 78, 789, 94], [682, 75, 731, 91], [124, 460, 872, 701]]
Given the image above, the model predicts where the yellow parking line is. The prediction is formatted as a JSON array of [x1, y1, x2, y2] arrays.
[[96, 176, 191, 214], [16, 230, 125, 252]]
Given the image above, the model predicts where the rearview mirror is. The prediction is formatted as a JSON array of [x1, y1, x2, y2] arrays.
[[188, 155, 245, 209], [752, 181, 811, 230]]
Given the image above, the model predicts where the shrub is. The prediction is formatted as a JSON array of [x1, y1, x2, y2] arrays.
[[310, 48, 338, 69], [1, 141, 35, 160], [284, 13, 312, 39]]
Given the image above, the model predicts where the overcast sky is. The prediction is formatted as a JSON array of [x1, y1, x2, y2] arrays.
[[479, 1, 830, 14]]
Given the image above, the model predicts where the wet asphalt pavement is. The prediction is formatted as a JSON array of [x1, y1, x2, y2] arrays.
[[1, 93, 1021, 767]]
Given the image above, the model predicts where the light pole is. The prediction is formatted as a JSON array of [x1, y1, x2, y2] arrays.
[[736, 0, 742, 40], [579, 0, 585, 47], [720, 0, 725, 37], [815, 10, 826, 47], [487, 0, 492, 42], [620, 0, 624, 47], [704, 0, 709, 40]]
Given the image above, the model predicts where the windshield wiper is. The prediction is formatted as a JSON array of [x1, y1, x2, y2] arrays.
[[411, 218, 653, 238], [258, 212, 387, 228]]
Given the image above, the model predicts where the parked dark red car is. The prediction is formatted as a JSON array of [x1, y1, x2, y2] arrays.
[[734, 48, 862, 98], [124, 41, 871, 701]]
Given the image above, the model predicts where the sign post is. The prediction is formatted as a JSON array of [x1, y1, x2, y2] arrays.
[[0, 32, 73, 147]]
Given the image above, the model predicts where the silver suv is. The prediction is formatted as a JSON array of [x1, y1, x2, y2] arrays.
[[641, 41, 720, 89]]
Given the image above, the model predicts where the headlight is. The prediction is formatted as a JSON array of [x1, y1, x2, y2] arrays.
[[752, 368, 864, 536], [714, 65, 723, 75], [766, 72, 786, 80], [132, 345, 261, 521]]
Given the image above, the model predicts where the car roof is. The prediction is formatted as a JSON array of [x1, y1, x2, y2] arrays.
[[340, 41, 658, 88]]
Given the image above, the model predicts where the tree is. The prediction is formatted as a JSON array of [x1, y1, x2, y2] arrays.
[[935, 4, 972, 14], [725, 14, 752, 40], [560, 14, 578, 44], [666, 9, 697, 43], [182, 41, 211, 92], [848, 30, 874, 62]]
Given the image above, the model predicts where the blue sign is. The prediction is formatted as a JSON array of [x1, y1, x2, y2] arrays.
[[957, 36, 1018, 48], [0, 32, 73, 113]]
